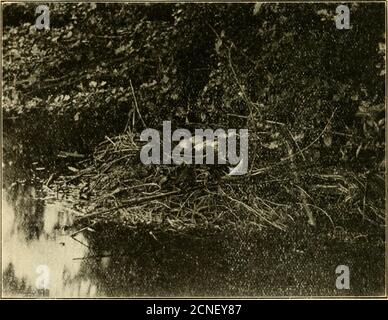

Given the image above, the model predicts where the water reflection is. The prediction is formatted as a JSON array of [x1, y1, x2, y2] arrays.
[[2, 183, 294, 297], [2, 185, 97, 297]]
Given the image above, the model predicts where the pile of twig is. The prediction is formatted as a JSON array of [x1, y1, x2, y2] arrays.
[[50, 130, 385, 237], [51, 131, 295, 235]]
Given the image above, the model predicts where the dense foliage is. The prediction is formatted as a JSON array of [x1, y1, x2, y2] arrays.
[[3, 3, 385, 165]]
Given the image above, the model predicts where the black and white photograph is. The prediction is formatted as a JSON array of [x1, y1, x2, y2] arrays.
[[1, 1, 386, 299]]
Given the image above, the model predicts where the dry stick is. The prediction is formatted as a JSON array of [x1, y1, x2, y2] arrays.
[[130, 79, 146, 128], [227, 45, 259, 115], [63, 168, 93, 184], [219, 188, 285, 231], [207, 22, 262, 83], [285, 140, 316, 227], [286, 127, 306, 161], [71, 235, 90, 248], [297, 202, 335, 228], [70, 223, 96, 237], [73, 254, 117, 261], [99, 183, 161, 201], [75, 190, 181, 221], [45, 173, 56, 186], [225, 39, 261, 174], [250, 111, 336, 177], [282, 113, 335, 227], [281, 111, 336, 162]]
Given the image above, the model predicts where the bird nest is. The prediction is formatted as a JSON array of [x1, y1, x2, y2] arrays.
[[50, 131, 384, 238], [51, 131, 296, 237]]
